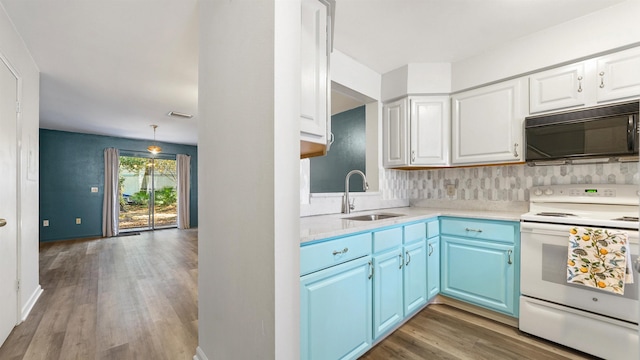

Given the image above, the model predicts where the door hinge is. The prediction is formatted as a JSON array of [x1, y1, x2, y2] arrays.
[[16, 279, 20, 291], [16, 101, 20, 114]]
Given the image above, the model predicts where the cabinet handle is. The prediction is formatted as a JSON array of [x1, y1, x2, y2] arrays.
[[332, 247, 348, 256], [513, 143, 519, 158], [405, 251, 411, 266], [465, 228, 483, 233], [599, 71, 605, 88], [411, 150, 416, 162], [577, 76, 583, 93], [428, 243, 434, 256], [0, 218, 6, 227], [399, 254, 403, 269], [368, 261, 374, 279], [507, 250, 513, 265]]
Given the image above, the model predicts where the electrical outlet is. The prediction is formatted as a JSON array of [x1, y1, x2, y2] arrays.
[[446, 184, 456, 196], [75, 218, 82, 225], [91, 187, 98, 193], [43, 220, 49, 227]]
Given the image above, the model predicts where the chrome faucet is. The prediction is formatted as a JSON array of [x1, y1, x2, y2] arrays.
[[342, 170, 369, 214]]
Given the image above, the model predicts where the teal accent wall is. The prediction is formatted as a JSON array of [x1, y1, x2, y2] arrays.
[[39, 129, 198, 242], [310, 106, 366, 193]]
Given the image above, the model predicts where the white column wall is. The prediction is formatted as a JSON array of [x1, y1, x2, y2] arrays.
[[197, 0, 299, 359]]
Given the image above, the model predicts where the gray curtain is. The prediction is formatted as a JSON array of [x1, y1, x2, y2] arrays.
[[102, 148, 120, 237], [176, 154, 191, 229]]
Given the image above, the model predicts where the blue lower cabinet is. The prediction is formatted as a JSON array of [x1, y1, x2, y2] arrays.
[[440, 235, 516, 316], [300, 255, 373, 360], [300, 216, 519, 359], [372, 249, 403, 339], [402, 240, 428, 316], [427, 236, 440, 300]]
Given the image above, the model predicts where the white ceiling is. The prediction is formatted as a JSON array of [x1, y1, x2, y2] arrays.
[[0, 0, 626, 145], [334, 0, 627, 74]]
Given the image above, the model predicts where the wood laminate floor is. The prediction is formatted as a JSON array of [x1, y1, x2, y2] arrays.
[[361, 303, 599, 360], [0, 229, 198, 360], [0, 229, 599, 360]]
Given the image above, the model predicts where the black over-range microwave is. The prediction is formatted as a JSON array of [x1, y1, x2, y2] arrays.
[[525, 100, 639, 165]]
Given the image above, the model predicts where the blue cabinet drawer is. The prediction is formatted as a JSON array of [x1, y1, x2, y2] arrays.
[[301, 233, 372, 275], [427, 220, 439, 238], [404, 223, 425, 244], [372, 227, 402, 253], [440, 217, 517, 244]]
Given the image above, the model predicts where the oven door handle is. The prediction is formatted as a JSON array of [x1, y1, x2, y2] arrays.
[[521, 222, 570, 235]]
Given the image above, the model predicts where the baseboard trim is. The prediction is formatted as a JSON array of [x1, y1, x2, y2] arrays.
[[433, 295, 518, 328], [193, 346, 209, 360], [21, 285, 43, 322]]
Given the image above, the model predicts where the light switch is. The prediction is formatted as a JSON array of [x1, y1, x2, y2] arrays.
[[76, 218, 82, 225], [91, 187, 98, 193], [43, 220, 49, 227]]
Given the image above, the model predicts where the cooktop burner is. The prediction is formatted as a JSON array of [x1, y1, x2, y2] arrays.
[[535, 212, 577, 217], [611, 216, 639, 222]]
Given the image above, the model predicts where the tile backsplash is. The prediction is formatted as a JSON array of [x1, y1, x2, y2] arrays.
[[408, 162, 638, 203], [300, 160, 638, 216]]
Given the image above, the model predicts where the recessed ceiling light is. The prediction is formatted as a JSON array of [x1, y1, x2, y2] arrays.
[[167, 111, 193, 119]]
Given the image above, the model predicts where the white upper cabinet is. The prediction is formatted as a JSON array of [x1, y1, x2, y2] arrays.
[[300, 0, 332, 158], [596, 47, 640, 103], [382, 98, 408, 167], [451, 78, 527, 165], [383, 96, 450, 168], [529, 63, 587, 113], [409, 96, 450, 166], [529, 47, 640, 115]]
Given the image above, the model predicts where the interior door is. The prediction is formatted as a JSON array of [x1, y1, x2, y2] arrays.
[[0, 58, 19, 346]]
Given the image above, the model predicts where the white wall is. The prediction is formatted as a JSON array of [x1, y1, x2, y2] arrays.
[[331, 49, 380, 101], [382, 63, 451, 101], [452, 0, 640, 91], [0, 3, 41, 321], [197, 0, 299, 359]]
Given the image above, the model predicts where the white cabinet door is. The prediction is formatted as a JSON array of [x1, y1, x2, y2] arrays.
[[410, 96, 450, 166], [596, 47, 640, 103], [300, 0, 328, 145], [529, 62, 586, 113], [451, 78, 527, 165], [382, 98, 408, 167]]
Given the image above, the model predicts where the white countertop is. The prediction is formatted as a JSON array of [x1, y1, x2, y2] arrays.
[[300, 207, 525, 244]]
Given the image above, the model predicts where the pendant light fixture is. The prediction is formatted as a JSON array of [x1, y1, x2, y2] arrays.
[[147, 124, 162, 154]]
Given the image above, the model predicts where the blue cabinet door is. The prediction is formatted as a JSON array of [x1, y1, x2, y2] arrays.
[[372, 249, 403, 339], [301, 256, 373, 360], [403, 240, 428, 316], [440, 236, 515, 316], [427, 237, 440, 300]]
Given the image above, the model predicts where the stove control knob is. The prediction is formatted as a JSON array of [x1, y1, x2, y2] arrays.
[[533, 188, 543, 196], [544, 188, 554, 196]]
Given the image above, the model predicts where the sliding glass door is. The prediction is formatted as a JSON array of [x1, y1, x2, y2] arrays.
[[118, 154, 177, 232]]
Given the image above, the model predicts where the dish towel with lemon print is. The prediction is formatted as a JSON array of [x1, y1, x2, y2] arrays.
[[567, 227, 633, 295]]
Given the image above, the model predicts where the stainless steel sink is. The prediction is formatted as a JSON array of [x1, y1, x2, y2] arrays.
[[342, 213, 404, 221]]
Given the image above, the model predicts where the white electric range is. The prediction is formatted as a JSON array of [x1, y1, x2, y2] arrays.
[[519, 184, 639, 359]]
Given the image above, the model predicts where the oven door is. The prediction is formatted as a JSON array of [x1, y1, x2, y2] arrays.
[[520, 221, 639, 323]]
